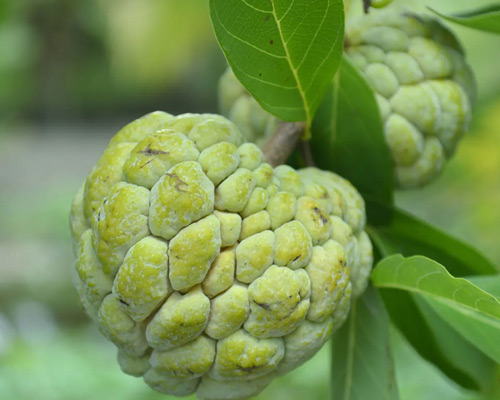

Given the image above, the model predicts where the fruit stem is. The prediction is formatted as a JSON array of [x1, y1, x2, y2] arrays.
[[262, 121, 305, 167], [363, 0, 371, 13], [298, 140, 316, 167]]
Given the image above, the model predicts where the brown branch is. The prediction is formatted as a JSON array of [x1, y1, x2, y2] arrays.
[[298, 140, 315, 167], [363, 0, 370, 13], [262, 121, 305, 167]]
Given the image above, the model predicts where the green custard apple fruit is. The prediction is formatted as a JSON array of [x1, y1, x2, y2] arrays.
[[345, 8, 476, 188], [370, 0, 393, 9], [218, 9, 476, 189], [70, 112, 373, 400], [219, 68, 278, 148]]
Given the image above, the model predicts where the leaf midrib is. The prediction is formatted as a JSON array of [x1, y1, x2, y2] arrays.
[[343, 300, 356, 400], [270, 0, 311, 124]]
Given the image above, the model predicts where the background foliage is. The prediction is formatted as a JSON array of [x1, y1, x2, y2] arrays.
[[0, 0, 499, 399]]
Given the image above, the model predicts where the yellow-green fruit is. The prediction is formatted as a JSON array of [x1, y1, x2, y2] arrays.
[[70, 112, 372, 399], [218, 10, 475, 189], [370, 0, 393, 9], [219, 68, 278, 147], [346, 9, 475, 188]]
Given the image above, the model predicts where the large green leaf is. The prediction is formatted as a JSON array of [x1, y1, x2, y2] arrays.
[[390, 328, 496, 400], [330, 285, 399, 400], [372, 255, 500, 364], [425, 297, 500, 366], [429, 5, 500, 35], [369, 234, 484, 390], [0, 0, 6, 23], [210, 0, 344, 124], [367, 202, 498, 276], [310, 56, 394, 221], [375, 289, 484, 391], [370, 232, 500, 391], [413, 296, 499, 394]]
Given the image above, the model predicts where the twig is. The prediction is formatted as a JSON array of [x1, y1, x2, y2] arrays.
[[262, 121, 305, 167], [298, 140, 315, 167], [363, 0, 370, 13]]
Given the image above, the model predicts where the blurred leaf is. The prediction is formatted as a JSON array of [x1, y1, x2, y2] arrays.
[[369, 236, 483, 390], [367, 202, 498, 276], [210, 0, 344, 124], [372, 255, 500, 364], [429, 5, 500, 34], [310, 56, 394, 223], [0, 0, 6, 23], [390, 327, 487, 400], [0, 325, 331, 400], [330, 284, 399, 400], [105, 1, 214, 90]]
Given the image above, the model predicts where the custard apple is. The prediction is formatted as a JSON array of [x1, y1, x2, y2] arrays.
[[345, 9, 476, 188], [218, 9, 476, 189], [370, 0, 393, 9], [219, 69, 278, 148], [70, 112, 373, 399]]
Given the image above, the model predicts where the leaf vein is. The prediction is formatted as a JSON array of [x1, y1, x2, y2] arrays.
[[375, 279, 500, 321], [415, 271, 441, 287], [296, 2, 330, 71], [231, 64, 298, 89], [213, 5, 287, 59], [304, 22, 342, 100], [270, 1, 310, 123], [240, 0, 272, 13], [278, 0, 296, 22]]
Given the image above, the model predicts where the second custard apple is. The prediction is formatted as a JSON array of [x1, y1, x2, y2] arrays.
[[218, 9, 476, 189], [70, 112, 373, 400], [370, 0, 394, 9]]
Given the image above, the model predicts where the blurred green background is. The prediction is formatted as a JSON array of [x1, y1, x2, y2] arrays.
[[0, 0, 499, 399]]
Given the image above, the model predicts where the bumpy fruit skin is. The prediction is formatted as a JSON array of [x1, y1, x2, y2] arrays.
[[218, 10, 476, 189], [346, 9, 476, 188], [70, 112, 373, 400]]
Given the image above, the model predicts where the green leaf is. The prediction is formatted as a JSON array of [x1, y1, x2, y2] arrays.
[[310, 56, 394, 222], [425, 297, 500, 366], [370, 268, 483, 389], [390, 327, 497, 400], [367, 202, 498, 276], [210, 0, 344, 124], [413, 295, 499, 393], [370, 230, 500, 390], [0, 0, 6, 23], [330, 284, 399, 400], [372, 255, 500, 364], [429, 4, 500, 35], [467, 275, 500, 300]]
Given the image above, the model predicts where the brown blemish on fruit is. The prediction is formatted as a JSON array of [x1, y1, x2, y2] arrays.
[[139, 159, 154, 169], [237, 365, 258, 373], [313, 206, 328, 224], [139, 144, 169, 156], [253, 300, 271, 311], [166, 173, 188, 192], [119, 299, 129, 306]]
